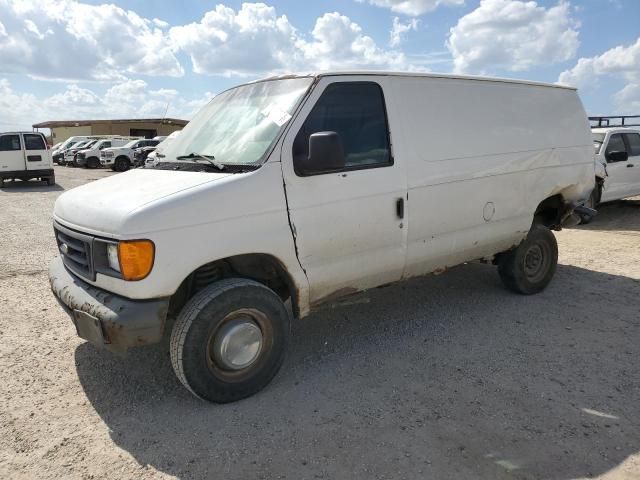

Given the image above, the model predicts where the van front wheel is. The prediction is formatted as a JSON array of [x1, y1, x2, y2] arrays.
[[170, 278, 290, 403], [497, 224, 558, 295]]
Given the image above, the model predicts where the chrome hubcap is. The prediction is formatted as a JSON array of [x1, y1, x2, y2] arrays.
[[213, 317, 263, 371]]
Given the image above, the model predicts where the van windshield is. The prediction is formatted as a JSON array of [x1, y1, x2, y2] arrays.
[[159, 77, 313, 166]]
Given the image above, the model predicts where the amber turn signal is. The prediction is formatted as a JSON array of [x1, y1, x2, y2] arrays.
[[118, 240, 155, 281]]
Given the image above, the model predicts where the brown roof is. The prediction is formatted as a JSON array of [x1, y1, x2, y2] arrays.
[[32, 118, 188, 128]]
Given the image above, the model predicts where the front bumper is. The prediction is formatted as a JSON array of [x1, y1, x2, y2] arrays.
[[48, 256, 170, 352]]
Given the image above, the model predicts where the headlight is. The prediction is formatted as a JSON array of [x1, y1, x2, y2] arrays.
[[107, 240, 155, 281], [107, 244, 120, 272]]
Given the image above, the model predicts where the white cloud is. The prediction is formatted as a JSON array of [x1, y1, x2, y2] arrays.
[[447, 0, 579, 74], [0, 78, 210, 130], [390, 17, 419, 47], [171, 5, 414, 76], [1, 1, 423, 81], [0, 0, 183, 81], [169, 3, 298, 77], [23, 19, 46, 40], [356, 0, 463, 16], [298, 12, 410, 71], [559, 37, 640, 114]]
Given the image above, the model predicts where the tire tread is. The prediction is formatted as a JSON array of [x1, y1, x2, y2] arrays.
[[169, 278, 281, 401]]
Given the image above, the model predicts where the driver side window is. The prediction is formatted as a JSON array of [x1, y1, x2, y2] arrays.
[[293, 82, 392, 173]]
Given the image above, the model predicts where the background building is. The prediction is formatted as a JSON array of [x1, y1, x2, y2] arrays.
[[32, 118, 188, 143]]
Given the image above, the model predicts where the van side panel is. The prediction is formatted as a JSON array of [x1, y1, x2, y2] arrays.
[[385, 77, 593, 278]]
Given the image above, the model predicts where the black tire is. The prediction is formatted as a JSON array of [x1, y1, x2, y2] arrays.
[[114, 157, 130, 172], [498, 224, 558, 295], [86, 157, 99, 169], [0, 178, 4, 188], [580, 186, 600, 225], [46, 176, 55, 186], [170, 278, 290, 403]]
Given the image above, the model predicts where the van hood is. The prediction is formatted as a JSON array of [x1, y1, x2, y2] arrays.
[[54, 169, 231, 236]]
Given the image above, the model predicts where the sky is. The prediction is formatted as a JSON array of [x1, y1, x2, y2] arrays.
[[0, 0, 639, 131]]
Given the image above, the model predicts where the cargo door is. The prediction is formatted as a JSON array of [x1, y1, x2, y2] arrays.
[[22, 133, 51, 171], [0, 133, 25, 174]]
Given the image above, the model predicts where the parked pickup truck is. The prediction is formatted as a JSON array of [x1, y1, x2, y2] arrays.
[[48, 71, 594, 403], [588, 127, 640, 208], [100, 138, 158, 171], [76, 137, 137, 168]]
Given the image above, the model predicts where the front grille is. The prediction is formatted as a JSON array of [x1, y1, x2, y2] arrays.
[[54, 223, 95, 280]]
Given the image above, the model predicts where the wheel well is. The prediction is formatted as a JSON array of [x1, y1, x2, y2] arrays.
[[116, 155, 130, 163], [168, 254, 299, 319], [534, 194, 568, 230]]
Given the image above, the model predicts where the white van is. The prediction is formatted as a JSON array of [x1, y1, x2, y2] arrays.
[[588, 128, 640, 207], [48, 72, 594, 402], [0, 131, 54, 187]]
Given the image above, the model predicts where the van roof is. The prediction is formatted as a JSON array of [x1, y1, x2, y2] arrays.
[[0, 131, 45, 135], [249, 70, 576, 91]]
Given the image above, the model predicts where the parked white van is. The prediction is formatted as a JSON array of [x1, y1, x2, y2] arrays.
[[48, 72, 594, 402], [588, 128, 640, 207], [1, 131, 54, 187]]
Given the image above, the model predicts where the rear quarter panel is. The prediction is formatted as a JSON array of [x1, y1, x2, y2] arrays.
[[385, 76, 593, 277]]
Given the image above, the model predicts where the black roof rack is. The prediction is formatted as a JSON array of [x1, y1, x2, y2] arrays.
[[589, 115, 640, 128]]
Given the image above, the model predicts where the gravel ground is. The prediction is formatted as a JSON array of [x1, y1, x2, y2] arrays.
[[1, 166, 639, 480]]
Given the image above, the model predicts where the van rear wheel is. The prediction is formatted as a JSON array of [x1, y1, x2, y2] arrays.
[[498, 223, 558, 295], [170, 278, 290, 403]]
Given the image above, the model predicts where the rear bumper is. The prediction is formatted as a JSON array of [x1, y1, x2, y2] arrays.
[[48, 256, 170, 352], [1, 168, 54, 180]]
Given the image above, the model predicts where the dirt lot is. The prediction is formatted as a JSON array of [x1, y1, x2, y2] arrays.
[[1, 166, 639, 479]]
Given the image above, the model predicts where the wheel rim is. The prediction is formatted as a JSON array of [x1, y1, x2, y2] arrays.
[[523, 243, 550, 283], [206, 308, 271, 381]]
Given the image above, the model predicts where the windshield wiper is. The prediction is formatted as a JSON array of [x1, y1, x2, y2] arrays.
[[176, 152, 224, 171]]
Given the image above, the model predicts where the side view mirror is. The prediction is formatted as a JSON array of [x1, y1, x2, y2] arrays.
[[296, 131, 345, 175], [606, 150, 628, 163]]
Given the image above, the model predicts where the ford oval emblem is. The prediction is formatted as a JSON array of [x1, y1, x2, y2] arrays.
[[60, 243, 69, 255]]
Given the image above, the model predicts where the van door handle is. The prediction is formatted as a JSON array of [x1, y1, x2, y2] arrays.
[[396, 198, 404, 219]]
